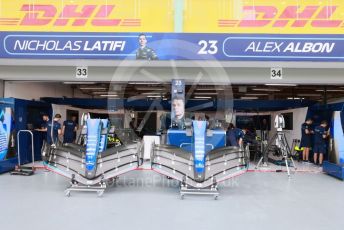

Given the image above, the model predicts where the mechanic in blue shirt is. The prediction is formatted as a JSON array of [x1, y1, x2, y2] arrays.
[[313, 120, 329, 166], [226, 123, 244, 147], [36, 114, 62, 145], [62, 115, 78, 143], [35, 114, 50, 141], [300, 118, 313, 163]]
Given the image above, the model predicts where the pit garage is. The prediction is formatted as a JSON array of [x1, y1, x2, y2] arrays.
[[0, 1, 344, 230]]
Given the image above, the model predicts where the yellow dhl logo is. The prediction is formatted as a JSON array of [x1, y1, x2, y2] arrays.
[[0, 4, 140, 27], [218, 5, 344, 28]]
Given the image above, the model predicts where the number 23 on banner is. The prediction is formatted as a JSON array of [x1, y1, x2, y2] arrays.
[[198, 40, 218, 55]]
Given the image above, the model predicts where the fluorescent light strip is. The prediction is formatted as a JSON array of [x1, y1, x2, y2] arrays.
[[241, 96, 258, 100], [265, 84, 298, 86], [252, 88, 281, 92], [297, 94, 321, 97], [92, 91, 119, 95], [141, 92, 164, 95], [136, 87, 165, 91], [315, 89, 344, 92], [146, 95, 162, 98], [287, 97, 305, 100], [64, 82, 96, 84], [100, 94, 118, 97], [194, 92, 219, 95], [245, 93, 268, 96], [196, 88, 225, 91], [129, 82, 161, 85], [194, 96, 212, 99], [80, 87, 108, 90]]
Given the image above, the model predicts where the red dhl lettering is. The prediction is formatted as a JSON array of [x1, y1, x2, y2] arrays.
[[0, 4, 141, 27], [218, 5, 343, 28]]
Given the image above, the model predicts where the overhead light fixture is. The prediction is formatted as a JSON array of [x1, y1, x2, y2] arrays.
[[265, 84, 298, 86], [252, 88, 281, 92], [245, 93, 269, 96], [194, 96, 212, 99], [146, 95, 162, 98], [141, 92, 163, 95], [100, 94, 118, 97], [315, 89, 344, 92], [196, 88, 225, 91], [297, 94, 321, 97], [64, 82, 96, 84], [92, 91, 118, 95], [194, 92, 218, 95], [129, 82, 161, 85], [80, 87, 108, 90], [240, 96, 258, 100], [136, 87, 165, 91], [287, 97, 305, 100]]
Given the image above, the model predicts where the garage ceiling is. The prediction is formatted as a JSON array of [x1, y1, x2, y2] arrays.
[[71, 82, 344, 102]]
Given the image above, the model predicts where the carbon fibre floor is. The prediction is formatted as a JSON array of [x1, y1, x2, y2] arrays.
[[0, 162, 343, 230]]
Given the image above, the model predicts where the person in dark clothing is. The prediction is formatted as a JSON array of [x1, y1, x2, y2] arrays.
[[226, 123, 244, 147], [35, 114, 50, 141], [313, 120, 329, 166], [62, 116, 78, 143], [36, 114, 62, 145], [300, 118, 313, 163], [136, 34, 158, 60]]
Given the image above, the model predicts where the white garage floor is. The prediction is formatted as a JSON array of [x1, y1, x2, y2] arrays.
[[0, 163, 343, 230]]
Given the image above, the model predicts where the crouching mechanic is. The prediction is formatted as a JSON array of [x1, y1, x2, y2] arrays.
[[313, 120, 329, 167], [226, 123, 244, 147], [62, 116, 78, 143]]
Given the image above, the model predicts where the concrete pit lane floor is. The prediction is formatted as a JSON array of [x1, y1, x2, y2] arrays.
[[0, 161, 343, 230]]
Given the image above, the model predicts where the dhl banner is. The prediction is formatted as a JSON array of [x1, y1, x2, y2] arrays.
[[1, 0, 344, 34], [0, 0, 174, 32], [1, 0, 344, 61], [1, 32, 344, 61], [185, 0, 344, 34]]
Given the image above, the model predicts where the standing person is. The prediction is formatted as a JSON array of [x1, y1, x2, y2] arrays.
[[313, 120, 329, 166], [62, 115, 78, 144], [136, 34, 158, 60], [36, 114, 62, 145], [300, 118, 313, 163], [71, 115, 78, 142], [35, 114, 50, 141], [260, 118, 269, 141], [226, 123, 244, 147]]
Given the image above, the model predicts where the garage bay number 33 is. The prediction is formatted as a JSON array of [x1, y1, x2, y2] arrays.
[[76, 66, 88, 79]]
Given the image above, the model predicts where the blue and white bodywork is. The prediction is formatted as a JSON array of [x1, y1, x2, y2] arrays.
[[152, 120, 249, 189], [44, 118, 142, 186]]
